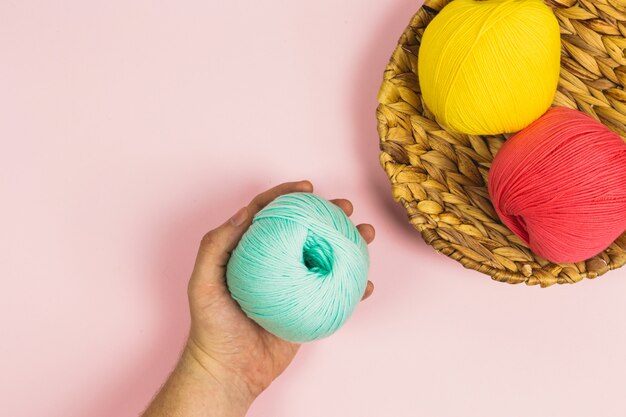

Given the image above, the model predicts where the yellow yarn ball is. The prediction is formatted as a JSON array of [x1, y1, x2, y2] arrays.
[[417, 0, 561, 135]]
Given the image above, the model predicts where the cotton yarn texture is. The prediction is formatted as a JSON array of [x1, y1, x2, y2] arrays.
[[377, 0, 626, 286], [488, 107, 626, 263], [418, 0, 561, 135], [226, 193, 369, 343]]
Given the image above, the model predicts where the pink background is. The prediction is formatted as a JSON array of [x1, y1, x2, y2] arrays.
[[2, 1, 626, 416]]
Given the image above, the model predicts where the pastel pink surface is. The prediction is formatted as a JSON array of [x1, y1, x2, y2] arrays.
[[1, 1, 626, 417]]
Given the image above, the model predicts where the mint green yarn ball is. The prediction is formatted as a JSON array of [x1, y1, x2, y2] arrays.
[[226, 192, 369, 343]]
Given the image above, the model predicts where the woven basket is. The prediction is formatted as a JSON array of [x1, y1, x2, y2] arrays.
[[376, 0, 626, 287]]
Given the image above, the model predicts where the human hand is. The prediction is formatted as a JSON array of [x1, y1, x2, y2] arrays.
[[184, 180, 375, 412]]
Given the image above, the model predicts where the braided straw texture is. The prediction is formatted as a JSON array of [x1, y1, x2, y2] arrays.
[[377, 0, 626, 287]]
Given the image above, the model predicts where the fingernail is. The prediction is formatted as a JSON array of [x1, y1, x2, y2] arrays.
[[230, 207, 248, 226]]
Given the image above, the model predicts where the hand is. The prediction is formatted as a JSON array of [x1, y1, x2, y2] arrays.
[[184, 180, 375, 412]]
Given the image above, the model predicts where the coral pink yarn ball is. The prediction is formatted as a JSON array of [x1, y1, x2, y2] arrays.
[[488, 107, 626, 263]]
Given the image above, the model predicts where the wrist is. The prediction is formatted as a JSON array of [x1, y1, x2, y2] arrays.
[[182, 338, 257, 413]]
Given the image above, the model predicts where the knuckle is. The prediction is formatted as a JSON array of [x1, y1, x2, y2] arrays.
[[187, 278, 199, 299], [187, 279, 195, 298], [199, 230, 218, 251], [249, 194, 263, 210]]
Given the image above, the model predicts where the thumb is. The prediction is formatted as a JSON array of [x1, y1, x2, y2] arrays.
[[192, 205, 251, 282], [190, 180, 314, 286]]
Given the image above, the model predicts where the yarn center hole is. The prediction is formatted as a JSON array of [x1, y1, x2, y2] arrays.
[[512, 214, 528, 231], [302, 231, 334, 275]]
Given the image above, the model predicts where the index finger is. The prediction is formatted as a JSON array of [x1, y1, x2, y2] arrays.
[[248, 180, 313, 216]]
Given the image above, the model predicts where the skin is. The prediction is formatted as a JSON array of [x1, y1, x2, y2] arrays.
[[142, 180, 375, 417]]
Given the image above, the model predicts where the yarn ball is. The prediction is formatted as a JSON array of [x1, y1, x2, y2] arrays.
[[418, 0, 561, 135], [488, 107, 626, 263], [226, 192, 369, 343]]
